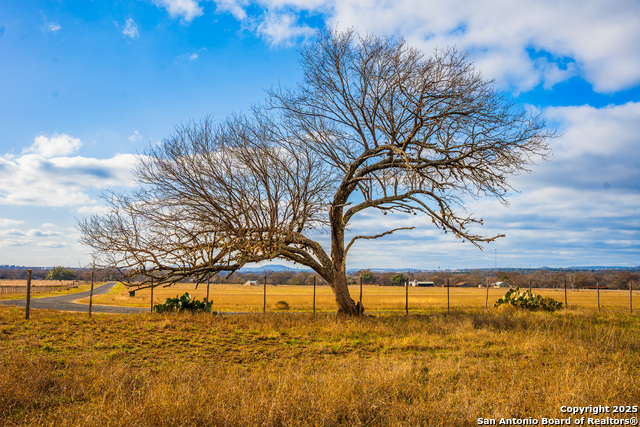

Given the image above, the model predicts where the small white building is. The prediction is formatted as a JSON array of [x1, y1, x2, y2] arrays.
[[492, 281, 509, 288], [409, 280, 434, 287], [244, 280, 258, 286]]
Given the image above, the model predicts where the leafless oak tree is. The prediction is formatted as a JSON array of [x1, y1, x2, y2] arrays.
[[79, 30, 551, 315]]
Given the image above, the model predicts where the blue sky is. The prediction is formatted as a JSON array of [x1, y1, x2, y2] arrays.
[[1, 0, 639, 270]]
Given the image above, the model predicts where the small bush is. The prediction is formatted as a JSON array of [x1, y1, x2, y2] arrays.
[[494, 287, 563, 311], [154, 292, 213, 313], [275, 301, 290, 310]]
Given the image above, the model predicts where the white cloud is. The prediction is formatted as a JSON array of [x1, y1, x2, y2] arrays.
[[323, 0, 640, 92], [340, 102, 640, 268], [177, 50, 205, 61], [153, 0, 204, 22], [41, 12, 62, 33], [203, 0, 640, 92], [25, 134, 82, 158], [122, 18, 140, 39], [0, 218, 24, 227], [47, 22, 62, 33], [1, 135, 138, 209], [128, 130, 142, 142], [214, 0, 249, 20], [255, 11, 315, 46]]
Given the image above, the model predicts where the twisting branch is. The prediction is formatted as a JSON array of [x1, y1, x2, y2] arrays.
[[345, 227, 416, 256]]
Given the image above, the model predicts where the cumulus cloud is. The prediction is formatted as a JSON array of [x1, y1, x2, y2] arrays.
[[24, 134, 82, 158], [341, 102, 640, 268], [153, 0, 204, 22], [1, 134, 138, 210], [0, 218, 24, 227], [254, 11, 315, 46], [197, 0, 640, 91], [122, 18, 140, 39]]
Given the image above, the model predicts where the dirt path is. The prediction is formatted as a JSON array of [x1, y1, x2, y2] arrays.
[[0, 282, 146, 314]]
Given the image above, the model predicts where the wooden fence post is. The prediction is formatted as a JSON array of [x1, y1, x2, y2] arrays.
[[89, 271, 94, 317], [150, 279, 154, 313], [528, 278, 532, 295], [206, 274, 210, 302], [564, 278, 568, 308], [313, 276, 316, 317], [359, 276, 363, 307], [405, 280, 408, 316], [597, 280, 600, 311], [447, 277, 450, 312], [485, 279, 489, 309], [263, 275, 267, 313], [25, 269, 32, 320], [630, 281, 634, 313]]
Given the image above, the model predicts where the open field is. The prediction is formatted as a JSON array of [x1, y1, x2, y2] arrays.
[[0, 280, 92, 299], [1, 304, 638, 426], [76, 283, 638, 313]]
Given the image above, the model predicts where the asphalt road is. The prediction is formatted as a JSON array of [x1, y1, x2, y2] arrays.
[[0, 282, 147, 314]]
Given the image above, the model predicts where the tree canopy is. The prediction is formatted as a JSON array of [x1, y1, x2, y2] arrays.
[[46, 266, 76, 281], [79, 30, 551, 314]]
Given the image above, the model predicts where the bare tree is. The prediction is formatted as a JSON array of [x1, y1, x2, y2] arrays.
[[79, 30, 551, 315]]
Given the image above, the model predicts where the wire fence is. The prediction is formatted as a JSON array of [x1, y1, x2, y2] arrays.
[[1, 279, 637, 314], [114, 282, 639, 314], [0, 285, 77, 295]]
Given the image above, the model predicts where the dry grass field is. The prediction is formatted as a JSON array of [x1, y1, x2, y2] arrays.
[[77, 282, 637, 313], [0, 303, 638, 426], [0, 280, 92, 300]]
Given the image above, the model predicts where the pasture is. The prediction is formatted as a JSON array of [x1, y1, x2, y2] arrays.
[[0, 279, 91, 299], [78, 282, 636, 313], [1, 283, 638, 426]]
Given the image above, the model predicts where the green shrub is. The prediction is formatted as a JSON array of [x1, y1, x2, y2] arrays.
[[494, 287, 563, 312], [153, 292, 213, 313]]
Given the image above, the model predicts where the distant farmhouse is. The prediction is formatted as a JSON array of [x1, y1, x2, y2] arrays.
[[244, 280, 258, 286], [409, 280, 434, 287], [492, 281, 510, 288]]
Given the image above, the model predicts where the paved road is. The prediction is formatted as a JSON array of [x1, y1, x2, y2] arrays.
[[0, 282, 147, 314]]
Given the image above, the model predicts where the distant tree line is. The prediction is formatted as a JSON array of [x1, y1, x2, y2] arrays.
[[0, 266, 637, 290], [196, 268, 639, 290]]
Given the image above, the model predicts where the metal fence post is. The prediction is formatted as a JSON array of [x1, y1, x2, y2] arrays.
[[25, 269, 32, 320], [405, 280, 409, 316], [89, 271, 94, 317]]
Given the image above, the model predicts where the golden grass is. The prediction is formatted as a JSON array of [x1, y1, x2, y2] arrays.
[[78, 283, 638, 313], [0, 279, 81, 287], [0, 280, 94, 300], [0, 306, 638, 426]]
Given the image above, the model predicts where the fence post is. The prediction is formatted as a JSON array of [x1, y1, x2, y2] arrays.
[[89, 271, 94, 317], [359, 276, 363, 307], [25, 269, 32, 320], [405, 280, 408, 316], [313, 276, 316, 317], [206, 274, 210, 302], [263, 275, 267, 313], [485, 279, 489, 309], [564, 278, 568, 308], [597, 280, 600, 311], [447, 277, 450, 312], [528, 278, 532, 295], [150, 279, 154, 313], [630, 281, 633, 313]]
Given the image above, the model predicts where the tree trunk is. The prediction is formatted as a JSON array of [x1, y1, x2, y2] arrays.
[[333, 268, 359, 315], [329, 203, 360, 315]]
